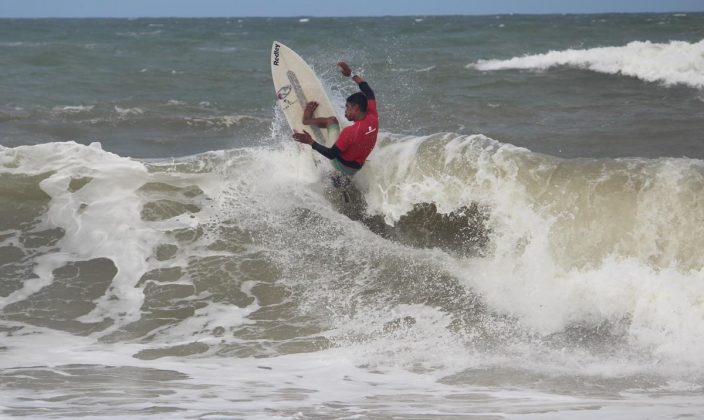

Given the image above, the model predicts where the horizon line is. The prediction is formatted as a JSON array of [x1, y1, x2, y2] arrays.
[[0, 10, 701, 19]]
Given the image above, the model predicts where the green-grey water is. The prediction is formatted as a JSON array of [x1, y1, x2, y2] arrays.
[[2, 14, 704, 418]]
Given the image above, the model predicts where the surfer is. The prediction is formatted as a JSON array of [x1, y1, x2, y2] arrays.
[[292, 62, 378, 177]]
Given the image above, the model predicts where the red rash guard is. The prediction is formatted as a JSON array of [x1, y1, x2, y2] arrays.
[[335, 97, 378, 166], [310, 81, 377, 172]]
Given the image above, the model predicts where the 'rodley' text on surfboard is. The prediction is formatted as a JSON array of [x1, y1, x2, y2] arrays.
[[273, 44, 281, 66]]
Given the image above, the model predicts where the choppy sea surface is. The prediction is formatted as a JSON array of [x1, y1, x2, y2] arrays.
[[2, 14, 704, 418]]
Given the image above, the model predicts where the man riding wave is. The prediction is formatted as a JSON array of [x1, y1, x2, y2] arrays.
[[292, 61, 378, 177]]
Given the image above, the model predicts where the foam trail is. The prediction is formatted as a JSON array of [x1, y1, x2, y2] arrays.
[[470, 39, 704, 88]]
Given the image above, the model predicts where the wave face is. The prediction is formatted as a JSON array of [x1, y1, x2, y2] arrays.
[[363, 133, 704, 357], [471, 39, 704, 88], [3, 135, 704, 416]]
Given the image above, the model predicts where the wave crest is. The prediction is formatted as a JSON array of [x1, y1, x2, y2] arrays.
[[470, 39, 704, 88]]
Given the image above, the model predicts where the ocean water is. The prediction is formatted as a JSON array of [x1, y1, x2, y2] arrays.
[[1, 14, 704, 418]]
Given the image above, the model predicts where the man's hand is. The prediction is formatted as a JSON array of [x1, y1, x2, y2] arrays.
[[337, 61, 352, 77], [292, 130, 314, 145], [304, 101, 319, 118], [338, 61, 365, 84]]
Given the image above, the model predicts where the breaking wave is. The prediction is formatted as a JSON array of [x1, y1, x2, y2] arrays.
[[470, 39, 704, 88]]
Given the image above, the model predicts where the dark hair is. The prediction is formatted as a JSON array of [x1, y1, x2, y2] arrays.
[[346, 92, 368, 113]]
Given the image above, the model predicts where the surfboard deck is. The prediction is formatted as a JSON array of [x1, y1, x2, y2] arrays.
[[271, 41, 345, 148]]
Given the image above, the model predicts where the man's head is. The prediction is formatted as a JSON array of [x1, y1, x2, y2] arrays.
[[344, 92, 367, 121]]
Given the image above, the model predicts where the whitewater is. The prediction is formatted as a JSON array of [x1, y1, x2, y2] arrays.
[[470, 39, 704, 88], [2, 13, 704, 419], [3, 130, 704, 417]]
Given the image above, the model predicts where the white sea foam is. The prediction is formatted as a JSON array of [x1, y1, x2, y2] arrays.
[[116, 30, 162, 37], [361, 133, 704, 372], [0, 41, 47, 48], [3, 139, 704, 417], [197, 46, 239, 53], [184, 114, 262, 128], [50, 105, 95, 114], [470, 39, 704, 88], [0, 143, 156, 323], [114, 106, 144, 117], [5, 137, 704, 377], [390, 65, 436, 73], [9, 323, 673, 419], [0, 142, 217, 327]]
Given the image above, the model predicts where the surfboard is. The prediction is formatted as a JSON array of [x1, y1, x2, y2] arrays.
[[271, 41, 344, 147]]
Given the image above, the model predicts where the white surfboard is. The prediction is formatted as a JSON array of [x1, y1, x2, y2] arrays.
[[271, 41, 344, 147]]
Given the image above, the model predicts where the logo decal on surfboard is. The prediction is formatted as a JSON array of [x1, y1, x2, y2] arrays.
[[273, 43, 281, 66], [277, 85, 292, 100]]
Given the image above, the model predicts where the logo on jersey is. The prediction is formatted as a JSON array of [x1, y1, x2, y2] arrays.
[[364, 126, 377, 135]]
